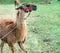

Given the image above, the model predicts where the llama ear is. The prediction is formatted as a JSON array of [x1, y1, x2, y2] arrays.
[[14, 0, 20, 6], [14, 0, 20, 10], [15, 1, 16, 6]]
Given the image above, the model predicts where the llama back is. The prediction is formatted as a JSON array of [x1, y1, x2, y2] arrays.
[[0, 18, 16, 39]]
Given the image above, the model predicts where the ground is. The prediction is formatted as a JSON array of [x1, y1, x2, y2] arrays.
[[0, 2, 60, 53]]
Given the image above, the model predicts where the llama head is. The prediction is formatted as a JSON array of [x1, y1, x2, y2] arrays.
[[16, 3, 37, 13]]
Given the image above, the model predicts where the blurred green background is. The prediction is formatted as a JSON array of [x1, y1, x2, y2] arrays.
[[0, 0, 60, 53], [0, 0, 59, 4]]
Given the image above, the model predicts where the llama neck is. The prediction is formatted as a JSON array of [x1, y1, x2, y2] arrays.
[[16, 10, 27, 41], [16, 10, 26, 28]]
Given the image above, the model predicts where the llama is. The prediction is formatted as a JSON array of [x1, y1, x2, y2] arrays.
[[0, 8, 27, 53], [0, 1, 37, 53], [0, 0, 28, 53]]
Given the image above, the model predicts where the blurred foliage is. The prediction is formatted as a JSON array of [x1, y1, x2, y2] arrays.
[[58, 0, 60, 1], [0, 0, 43, 4], [0, 0, 59, 4]]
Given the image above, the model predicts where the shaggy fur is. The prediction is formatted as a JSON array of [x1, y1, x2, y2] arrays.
[[0, 10, 27, 53]]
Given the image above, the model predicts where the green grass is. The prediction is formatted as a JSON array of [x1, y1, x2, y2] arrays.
[[0, 2, 60, 53]]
